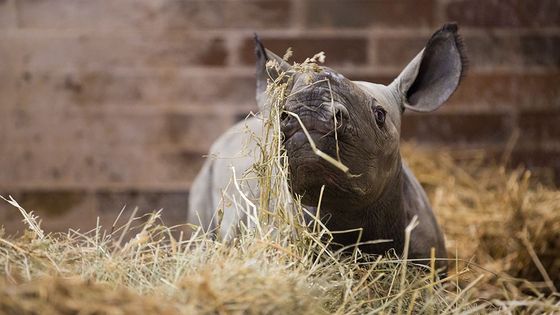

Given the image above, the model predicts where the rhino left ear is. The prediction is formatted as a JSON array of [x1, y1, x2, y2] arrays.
[[392, 23, 467, 112], [255, 35, 290, 113]]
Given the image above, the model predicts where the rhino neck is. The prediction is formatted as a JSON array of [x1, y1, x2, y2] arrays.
[[320, 163, 407, 256]]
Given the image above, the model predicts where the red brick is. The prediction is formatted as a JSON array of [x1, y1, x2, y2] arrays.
[[2, 108, 136, 148], [95, 190, 189, 226], [88, 148, 204, 186], [15, 70, 255, 107], [2, 107, 167, 149], [508, 148, 560, 185], [15, 0, 158, 29], [465, 35, 560, 68], [0, 33, 23, 74], [463, 35, 520, 69], [0, 0, 17, 28], [157, 1, 226, 30], [148, 0, 293, 30], [446, 0, 560, 28], [220, 0, 292, 29], [0, 74, 18, 110], [1, 108, 96, 185], [1, 142, 95, 185], [0, 188, 190, 235], [0, 141, 196, 188], [16, 0, 292, 30], [165, 112, 234, 151], [90, 149, 173, 184], [7, 190, 89, 219], [3, 107, 168, 148], [304, 0, 435, 28], [448, 73, 560, 108], [71, 110, 233, 152], [519, 36, 560, 67], [1, 107, 232, 186], [518, 109, 560, 144], [85, 111, 230, 182], [159, 149, 207, 183], [6, 33, 227, 70], [0, 190, 97, 235], [401, 111, 514, 145], [375, 34, 560, 70], [240, 36, 368, 66], [375, 36, 426, 68]]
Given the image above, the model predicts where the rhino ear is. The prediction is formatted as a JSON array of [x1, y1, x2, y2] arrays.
[[392, 23, 467, 113], [255, 35, 290, 112]]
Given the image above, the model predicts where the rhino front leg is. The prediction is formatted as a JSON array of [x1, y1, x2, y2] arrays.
[[188, 158, 218, 234]]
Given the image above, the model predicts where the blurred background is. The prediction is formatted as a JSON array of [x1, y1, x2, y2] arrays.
[[0, 0, 558, 234]]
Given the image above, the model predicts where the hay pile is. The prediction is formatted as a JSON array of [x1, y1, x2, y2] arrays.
[[0, 196, 474, 314], [1, 53, 560, 314], [404, 146, 560, 294], [1, 147, 560, 314], [0, 276, 179, 315]]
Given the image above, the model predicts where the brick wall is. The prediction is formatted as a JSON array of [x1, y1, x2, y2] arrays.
[[1, 0, 559, 234]]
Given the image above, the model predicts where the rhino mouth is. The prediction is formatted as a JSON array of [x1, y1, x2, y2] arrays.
[[281, 108, 349, 173], [281, 111, 345, 144], [281, 120, 368, 205], [282, 128, 344, 165], [283, 127, 346, 175], [282, 125, 337, 144]]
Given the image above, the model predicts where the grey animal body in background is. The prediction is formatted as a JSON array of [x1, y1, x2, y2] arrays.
[[188, 23, 467, 270]]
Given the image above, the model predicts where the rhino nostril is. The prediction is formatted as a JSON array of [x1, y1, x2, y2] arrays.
[[332, 103, 349, 124], [335, 109, 343, 124], [280, 111, 289, 123]]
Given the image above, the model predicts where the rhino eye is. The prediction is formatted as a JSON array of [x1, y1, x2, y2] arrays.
[[373, 106, 386, 127]]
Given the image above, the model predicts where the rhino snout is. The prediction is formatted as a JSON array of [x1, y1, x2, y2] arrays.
[[280, 101, 349, 143], [332, 102, 349, 122]]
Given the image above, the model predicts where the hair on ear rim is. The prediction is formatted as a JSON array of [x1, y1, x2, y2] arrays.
[[254, 33, 268, 62], [435, 22, 469, 84], [403, 22, 468, 113]]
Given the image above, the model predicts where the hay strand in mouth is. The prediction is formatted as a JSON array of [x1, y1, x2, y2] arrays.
[[284, 111, 349, 174]]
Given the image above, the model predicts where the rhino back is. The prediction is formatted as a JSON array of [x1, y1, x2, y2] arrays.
[[188, 117, 264, 238], [401, 161, 447, 267]]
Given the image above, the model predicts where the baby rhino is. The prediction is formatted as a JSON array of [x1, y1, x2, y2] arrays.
[[189, 23, 466, 270]]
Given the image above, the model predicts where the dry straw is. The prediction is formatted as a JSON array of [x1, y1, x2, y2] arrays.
[[1, 53, 560, 314]]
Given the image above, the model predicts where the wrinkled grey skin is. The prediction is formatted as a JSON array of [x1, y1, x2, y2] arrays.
[[189, 24, 466, 270]]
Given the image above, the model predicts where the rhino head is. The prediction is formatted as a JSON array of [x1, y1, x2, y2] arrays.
[[256, 24, 466, 217]]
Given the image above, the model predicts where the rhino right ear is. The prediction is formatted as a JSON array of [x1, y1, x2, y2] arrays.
[[391, 23, 467, 113], [255, 35, 290, 113]]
